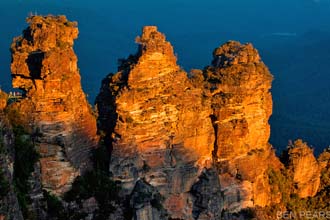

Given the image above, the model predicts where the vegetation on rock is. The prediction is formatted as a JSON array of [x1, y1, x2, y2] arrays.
[[12, 125, 39, 219]]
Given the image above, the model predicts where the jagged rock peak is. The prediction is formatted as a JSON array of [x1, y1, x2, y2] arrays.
[[285, 139, 321, 198], [96, 25, 218, 219], [135, 26, 175, 59], [128, 26, 179, 86], [318, 147, 330, 169], [11, 15, 79, 90], [212, 41, 261, 67], [205, 41, 273, 160], [21, 15, 77, 50], [204, 40, 278, 210], [9, 15, 98, 196]]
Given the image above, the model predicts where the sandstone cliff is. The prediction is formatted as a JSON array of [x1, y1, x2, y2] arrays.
[[96, 26, 220, 220], [196, 41, 282, 211], [255, 140, 324, 219], [1, 16, 328, 220], [9, 15, 98, 196], [284, 140, 321, 198], [205, 41, 272, 160], [317, 148, 330, 202], [96, 27, 285, 219]]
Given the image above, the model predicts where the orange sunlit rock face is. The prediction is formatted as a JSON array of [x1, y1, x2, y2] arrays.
[[207, 41, 273, 159], [0, 91, 7, 110], [9, 15, 98, 195], [116, 26, 214, 164], [286, 140, 321, 198], [96, 26, 215, 219], [201, 41, 281, 210]]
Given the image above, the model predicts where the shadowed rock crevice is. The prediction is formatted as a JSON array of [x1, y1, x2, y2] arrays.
[[95, 55, 132, 155], [27, 51, 44, 79], [210, 114, 219, 159], [22, 26, 33, 42]]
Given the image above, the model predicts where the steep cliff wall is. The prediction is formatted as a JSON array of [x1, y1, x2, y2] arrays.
[[96, 26, 220, 220], [205, 41, 272, 160], [9, 15, 98, 196], [198, 41, 282, 211]]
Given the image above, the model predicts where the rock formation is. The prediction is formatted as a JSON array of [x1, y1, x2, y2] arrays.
[[319, 148, 330, 171], [318, 148, 330, 197], [204, 41, 273, 161], [1, 15, 329, 220], [0, 91, 7, 110], [96, 26, 219, 219], [284, 140, 321, 198], [199, 41, 282, 211], [9, 15, 98, 195]]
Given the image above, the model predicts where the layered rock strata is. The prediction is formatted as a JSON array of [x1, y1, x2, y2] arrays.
[[9, 15, 98, 195], [285, 140, 321, 198], [199, 41, 282, 210], [96, 26, 218, 219]]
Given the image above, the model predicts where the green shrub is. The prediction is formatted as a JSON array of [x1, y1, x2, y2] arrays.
[[150, 193, 165, 211], [12, 125, 39, 218], [43, 191, 65, 217], [286, 193, 307, 211], [0, 168, 10, 199], [92, 142, 110, 172], [126, 116, 134, 123], [64, 170, 121, 218], [268, 168, 294, 205], [0, 140, 9, 200], [4, 108, 22, 128], [56, 40, 69, 49], [43, 190, 91, 220]]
